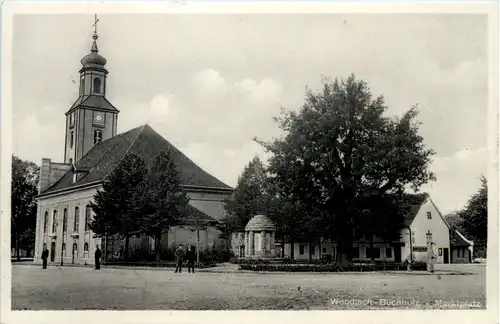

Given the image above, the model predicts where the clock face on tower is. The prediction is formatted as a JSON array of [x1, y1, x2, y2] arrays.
[[93, 111, 105, 126]]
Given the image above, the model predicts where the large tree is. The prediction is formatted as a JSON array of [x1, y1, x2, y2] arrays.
[[89, 153, 147, 260], [135, 150, 190, 262], [222, 156, 271, 232], [11, 155, 39, 260], [257, 75, 435, 265], [459, 176, 487, 257]]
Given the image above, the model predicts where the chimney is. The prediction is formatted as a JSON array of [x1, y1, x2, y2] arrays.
[[39, 158, 51, 193]]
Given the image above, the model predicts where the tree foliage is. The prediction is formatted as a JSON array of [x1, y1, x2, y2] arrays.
[[223, 156, 271, 232], [256, 75, 435, 264], [459, 176, 488, 257], [135, 150, 190, 261], [89, 153, 147, 260], [11, 155, 39, 259]]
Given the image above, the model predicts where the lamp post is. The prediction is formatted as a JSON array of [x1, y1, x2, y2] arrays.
[[426, 230, 434, 273]]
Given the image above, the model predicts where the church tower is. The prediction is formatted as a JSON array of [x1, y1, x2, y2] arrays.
[[64, 16, 119, 164]]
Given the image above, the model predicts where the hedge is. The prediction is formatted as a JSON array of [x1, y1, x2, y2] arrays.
[[103, 261, 217, 268], [237, 260, 428, 272]]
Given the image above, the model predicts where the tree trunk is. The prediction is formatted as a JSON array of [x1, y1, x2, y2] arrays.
[[318, 239, 322, 260], [281, 234, 285, 257], [308, 241, 312, 261], [15, 230, 20, 261], [370, 235, 374, 262], [290, 239, 295, 260], [153, 233, 161, 263], [124, 235, 130, 261]]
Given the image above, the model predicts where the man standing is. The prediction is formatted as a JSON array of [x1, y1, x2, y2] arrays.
[[41, 244, 49, 269], [186, 245, 196, 274], [174, 245, 185, 273], [95, 245, 102, 270]]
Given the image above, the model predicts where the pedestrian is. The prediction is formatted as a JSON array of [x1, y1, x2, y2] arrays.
[[95, 245, 102, 270], [186, 245, 196, 274], [174, 245, 184, 273], [41, 243, 49, 269]]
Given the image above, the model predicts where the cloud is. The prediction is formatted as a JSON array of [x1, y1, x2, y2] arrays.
[[422, 147, 487, 214]]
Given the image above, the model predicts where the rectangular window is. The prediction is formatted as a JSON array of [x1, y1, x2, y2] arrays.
[[438, 248, 443, 256], [385, 247, 393, 258], [70, 131, 74, 148], [427, 211, 432, 219], [366, 247, 381, 259], [352, 246, 359, 259], [299, 244, 305, 255], [322, 247, 327, 254], [93, 130, 102, 145]]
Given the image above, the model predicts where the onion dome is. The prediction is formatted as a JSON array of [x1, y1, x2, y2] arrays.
[[80, 33, 107, 67], [245, 215, 276, 232]]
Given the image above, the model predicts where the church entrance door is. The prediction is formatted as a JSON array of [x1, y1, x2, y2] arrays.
[[72, 243, 78, 264]]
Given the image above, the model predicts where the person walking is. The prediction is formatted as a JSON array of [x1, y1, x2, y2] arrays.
[[174, 245, 185, 273], [94, 245, 102, 270], [41, 244, 49, 269], [186, 245, 196, 274]]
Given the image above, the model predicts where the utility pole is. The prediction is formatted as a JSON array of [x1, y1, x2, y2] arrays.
[[196, 225, 200, 268], [426, 230, 434, 273]]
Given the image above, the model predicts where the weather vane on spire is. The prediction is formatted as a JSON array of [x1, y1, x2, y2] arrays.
[[92, 14, 99, 35]]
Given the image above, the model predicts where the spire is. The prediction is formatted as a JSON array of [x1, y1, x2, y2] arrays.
[[91, 14, 99, 53], [80, 14, 107, 67]]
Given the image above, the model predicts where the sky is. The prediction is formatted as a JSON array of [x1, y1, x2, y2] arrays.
[[11, 13, 488, 215]]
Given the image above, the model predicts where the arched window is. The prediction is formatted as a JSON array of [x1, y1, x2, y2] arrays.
[[93, 77, 101, 94], [43, 211, 48, 233], [52, 210, 58, 233], [63, 209, 68, 233], [93, 130, 102, 145], [84, 242, 89, 252], [85, 206, 91, 231], [74, 206, 80, 232], [70, 131, 74, 148]]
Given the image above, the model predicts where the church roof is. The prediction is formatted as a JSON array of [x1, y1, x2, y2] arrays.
[[40, 124, 233, 196], [67, 95, 119, 114]]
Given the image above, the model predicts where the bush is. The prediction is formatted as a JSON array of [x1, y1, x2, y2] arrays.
[[237, 260, 430, 272]]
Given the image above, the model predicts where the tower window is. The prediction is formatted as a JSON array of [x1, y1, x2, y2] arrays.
[[80, 77, 85, 94], [93, 78, 101, 94], [93, 130, 102, 145], [69, 112, 75, 127], [70, 131, 74, 148], [427, 211, 432, 219]]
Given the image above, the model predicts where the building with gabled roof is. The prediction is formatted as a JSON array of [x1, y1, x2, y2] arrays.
[[34, 25, 233, 266], [281, 193, 474, 264]]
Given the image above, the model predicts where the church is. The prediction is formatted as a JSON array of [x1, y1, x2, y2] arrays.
[[33, 24, 233, 266]]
